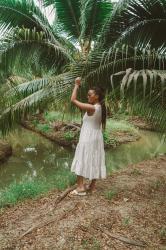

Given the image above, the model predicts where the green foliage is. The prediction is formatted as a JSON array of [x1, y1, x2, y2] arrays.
[[0, 0, 166, 134], [44, 111, 81, 123], [106, 119, 138, 133], [81, 238, 101, 250], [49, 169, 76, 191], [32, 119, 39, 126], [103, 130, 117, 147], [0, 181, 47, 207], [64, 131, 75, 141], [44, 111, 62, 122], [104, 189, 117, 201], [103, 118, 138, 146], [122, 217, 132, 226], [0, 169, 76, 208], [36, 123, 51, 133]]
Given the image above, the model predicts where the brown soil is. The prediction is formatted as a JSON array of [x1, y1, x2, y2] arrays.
[[128, 116, 157, 131], [0, 140, 12, 163], [0, 156, 166, 250]]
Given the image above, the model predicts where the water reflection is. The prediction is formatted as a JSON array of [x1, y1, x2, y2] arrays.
[[106, 130, 166, 172], [0, 128, 165, 190], [0, 128, 74, 189]]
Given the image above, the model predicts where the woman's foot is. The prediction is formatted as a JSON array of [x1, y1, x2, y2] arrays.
[[69, 187, 86, 196], [84, 183, 97, 193]]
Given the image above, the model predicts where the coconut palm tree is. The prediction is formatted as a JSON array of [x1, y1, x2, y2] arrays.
[[86, 0, 166, 131], [0, 0, 165, 134], [0, 0, 112, 133]]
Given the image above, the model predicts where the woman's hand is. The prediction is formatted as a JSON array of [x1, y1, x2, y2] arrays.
[[75, 77, 81, 87]]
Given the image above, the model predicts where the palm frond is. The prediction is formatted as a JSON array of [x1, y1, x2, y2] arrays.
[[79, 0, 112, 44], [0, 0, 166, 134], [44, 0, 81, 40], [0, 0, 62, 46], [98, 0, 166, 51], [5, 72, 71, 101], [0, 72, 75, 134], [0, 27, 74, 79], [129, 93, 166, 132]]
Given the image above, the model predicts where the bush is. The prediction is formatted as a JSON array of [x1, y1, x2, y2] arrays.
[[103, 131, 117, 146], [64, 131, 75, 141]]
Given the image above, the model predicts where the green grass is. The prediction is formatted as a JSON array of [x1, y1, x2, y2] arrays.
[[64, 131, 76, 141], [44, 111, 81, 123], [106, 118, 138, 133], [32, 111, 138, 134], [103, 118, 139, 147], [160, 226, 166, 240], [44, 111, 64, 122], [150, 179, 166, 191], [0, 169, 76, 208], [44, 112, 137, 134], [130, 168, 142, 176], [103, 130, 117, 146], [36, 123, 52, 133], [104, 189, 118, 201], [81, 238, 101, 250], [31, 119, 39, 126], [122, 217, 132, 226]]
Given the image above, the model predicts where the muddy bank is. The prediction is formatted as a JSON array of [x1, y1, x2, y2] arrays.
[[0, 155, 165, 249], [128, 116, 159, 131], [21, 120, 77, 147], [0, 140, 12, 163], [22, 119, 140, 149]]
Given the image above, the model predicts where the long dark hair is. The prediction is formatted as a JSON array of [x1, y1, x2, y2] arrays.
[[91, 87, 107, 130]]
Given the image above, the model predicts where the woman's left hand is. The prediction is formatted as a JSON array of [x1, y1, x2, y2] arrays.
[[75, 77, 81, 87]]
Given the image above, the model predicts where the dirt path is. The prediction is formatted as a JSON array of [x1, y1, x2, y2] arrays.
[[0, 156, 166, 250]]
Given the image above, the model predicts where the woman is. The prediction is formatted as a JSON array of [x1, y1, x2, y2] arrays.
[[70, 77, 106, 195]]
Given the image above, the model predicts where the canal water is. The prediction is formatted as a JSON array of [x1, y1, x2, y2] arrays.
[[0, 128, 165, 190]]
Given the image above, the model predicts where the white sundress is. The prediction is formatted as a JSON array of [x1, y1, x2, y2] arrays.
[[71, 104, 106, 180]]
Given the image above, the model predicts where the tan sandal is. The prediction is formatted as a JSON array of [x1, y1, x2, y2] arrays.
[[69, 189, 86, 196], [84, 184, 90, 191]]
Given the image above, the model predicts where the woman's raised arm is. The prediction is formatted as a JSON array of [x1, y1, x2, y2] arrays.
[[71, 78, 95, 112]]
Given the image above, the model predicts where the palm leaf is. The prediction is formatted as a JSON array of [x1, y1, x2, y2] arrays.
[[80, 0, 112, 44], [0, 72, 75, 134], [0, 27, 74, 79], [0, 0, 63, 46], [44, 0, 81, 40], [98, 0, 166, 51]]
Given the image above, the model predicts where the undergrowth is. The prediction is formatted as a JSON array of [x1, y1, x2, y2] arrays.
[[0, 169, 76, 208]]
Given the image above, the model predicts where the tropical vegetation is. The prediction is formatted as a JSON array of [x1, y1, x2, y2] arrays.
[[0, 0, 165, 134]]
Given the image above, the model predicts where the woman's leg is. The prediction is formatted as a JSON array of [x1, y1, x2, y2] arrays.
[[89, 179, 97, 191], [77, 175, 85, 191], [69, 175, 86, 196]]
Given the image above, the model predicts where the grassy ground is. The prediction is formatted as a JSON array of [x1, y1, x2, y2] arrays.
[[0, 156, 165, 249], [0, 169, 76, 208]]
